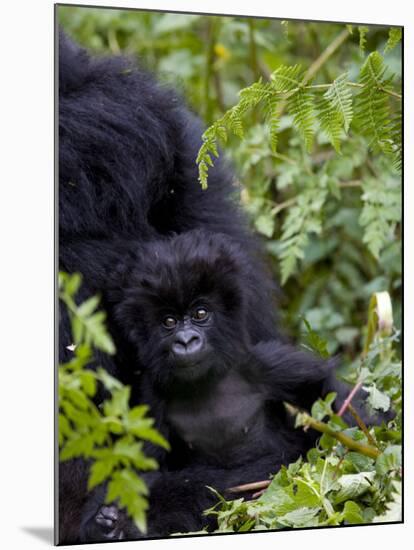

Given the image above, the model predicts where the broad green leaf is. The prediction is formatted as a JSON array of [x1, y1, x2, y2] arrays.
[[333, 472, 375, 504]]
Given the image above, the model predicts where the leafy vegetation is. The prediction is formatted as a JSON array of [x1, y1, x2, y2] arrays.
[[201, 291, 401, 532], [59, 8, 402, 534], [59, 9, 402, 342], [59, 273, 169, 533]]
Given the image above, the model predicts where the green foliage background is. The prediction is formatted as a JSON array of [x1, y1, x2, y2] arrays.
[[59, 7, 402, 361], [58, 6, 402, 532]]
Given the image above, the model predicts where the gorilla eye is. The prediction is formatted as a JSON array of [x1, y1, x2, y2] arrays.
[[162, 316, 177, 329], [193, 307, 209, 321]]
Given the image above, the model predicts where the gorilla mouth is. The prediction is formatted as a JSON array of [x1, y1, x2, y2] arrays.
[[171, 352, 211, 380]]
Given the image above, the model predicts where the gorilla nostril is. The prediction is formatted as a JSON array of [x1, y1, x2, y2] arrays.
[[186, 335, 201, 353], [173, 332, 202, 356]]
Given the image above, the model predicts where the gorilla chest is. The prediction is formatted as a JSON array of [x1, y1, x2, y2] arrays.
[[166, 372, 266, 459]]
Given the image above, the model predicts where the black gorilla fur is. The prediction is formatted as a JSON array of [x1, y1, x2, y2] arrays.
[[75, 230, 374, 541], [58, 32, 374, 544], [58, 31, 278, 544]]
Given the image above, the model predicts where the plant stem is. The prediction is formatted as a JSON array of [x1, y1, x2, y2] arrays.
[[337, 380, 363, 417], [248, 20, 260, 81], [277, 28, 349, 117], [303, 29, 349, 85], [297, 411, 381, 459], [227, 480, 271, 493], [204, 18, 219, 124], [348, 404, 379, 448], [347, 81, 402, 99]]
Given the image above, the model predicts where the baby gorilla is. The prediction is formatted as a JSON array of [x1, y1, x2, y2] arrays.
[[84, 229, 365, 540]]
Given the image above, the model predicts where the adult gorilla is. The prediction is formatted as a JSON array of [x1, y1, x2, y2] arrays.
[[58, 31, 277, 543]]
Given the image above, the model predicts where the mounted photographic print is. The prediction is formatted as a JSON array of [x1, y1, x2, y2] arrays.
[[56, 3, 403, 545]]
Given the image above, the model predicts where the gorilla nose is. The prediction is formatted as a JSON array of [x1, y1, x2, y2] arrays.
[[172, 330, 202, 356]]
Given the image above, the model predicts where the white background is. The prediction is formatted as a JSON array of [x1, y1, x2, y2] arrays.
[[0, 0, 412, 548]]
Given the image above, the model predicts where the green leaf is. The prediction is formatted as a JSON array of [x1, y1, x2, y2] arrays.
[[354, 52, 397, 162], [77, 295, 101, 317], [359, 178, 401, 259], [373, 481, 402, 522], [96, 367, 124, 391], [65, 272, 82, 296], [343, 500, 364, 524], [311, 392, 337, 421], [302, 318, 330, 358], [88, 458, 117, 489], [277, 506, 320, 527], [287, 88, 315, 151], [384, 28, 402, 53], [103, 387, 131, 417], [358, 26, 369, 52], [317, 72, 353, 153], [255, 213, 275, 238], [333, 472, 375, 504], [80, 371, 97, 397], [266, 94, 280, 152], [375, 445, 401, 475], [271, 64, 302, 92], [364, 384, 391, 412]]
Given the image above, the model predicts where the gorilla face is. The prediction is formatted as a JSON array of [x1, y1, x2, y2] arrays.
[[159, 304, 214, 381], [114, 230, 250, 392]]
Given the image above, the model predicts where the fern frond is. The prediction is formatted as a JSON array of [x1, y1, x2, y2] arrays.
[[196, 80, 274, 187], [316, 73, 353, 153], [384, 28, 402, 53], [263, 94, 280, 152], [270, 64, 302, 93], [287, 88, 315, 151], [228, 107, 244, 138], [359, 178, 401, 258], [358, 26, 369, 52], [278, 189, 327, 283], [354, 52, 394, 156], [317, 96, 343, 153], [238, 79, 274, 106], [390, 109, 402, 172], [324, 72, 353, 132]]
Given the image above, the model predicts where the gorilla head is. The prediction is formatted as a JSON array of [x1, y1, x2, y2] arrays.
[[114, 230, 252, 390]]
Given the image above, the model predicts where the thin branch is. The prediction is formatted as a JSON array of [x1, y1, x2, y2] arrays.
[[227, 480, 271, 494], [339, 180, 362, 188], [248, 20, 260, 81], [204, 19, 219, 124], [348, 404, 379, 448], [277, 29, 349, 117], [347, 81, 402, 99], [303, 29, 350, 85], [296, 410, 381, 459], [270, 197, 297, 216], [337, 380, 363, 417]]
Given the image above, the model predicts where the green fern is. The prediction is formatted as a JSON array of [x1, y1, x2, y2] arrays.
[[197, 53, 400, 187], [384, 28, 402, 53], [288, 88, 315, 152], [317, 96, 343, 153], [279, 188, 327, 283], [358, 26, 369, 52], [263, 94, 280, 152], [354, 52, 395, 157], [317, 73, 353, 152], [196, 80, 274, 188], [270, 64, 302, 92], [324, 72, 353, 132], [359, 177, 401, 258], [390, 108, 402, 172]]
